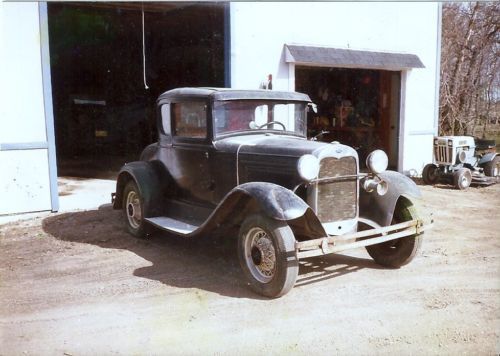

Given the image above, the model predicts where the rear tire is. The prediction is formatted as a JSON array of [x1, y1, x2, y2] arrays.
[[453, 168, 472, 190], [122, 180, 150, 238], [238, 214, 298, 298], [422, 164, 440, 185], [366, 197, 423, 268], [483, 156, 499, 177]]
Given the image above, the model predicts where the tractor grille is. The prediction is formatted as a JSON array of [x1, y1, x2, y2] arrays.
[[315, 157, 357, 222], [434, 144, 454, 164]]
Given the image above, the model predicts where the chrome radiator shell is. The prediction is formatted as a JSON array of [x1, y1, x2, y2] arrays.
[[307, 144, 359, 235]]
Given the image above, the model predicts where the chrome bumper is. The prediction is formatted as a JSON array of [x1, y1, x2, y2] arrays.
[[296, 218, 433, 259]]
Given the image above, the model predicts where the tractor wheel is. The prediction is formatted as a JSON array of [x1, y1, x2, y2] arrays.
[[483, 156, 499, 177], [422, 164, 440, 185], [453, 168, 472, 190], [238, 214, 298, 298]]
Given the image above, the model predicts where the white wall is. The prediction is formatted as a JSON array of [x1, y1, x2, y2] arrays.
[[0, 2, 55, 215], [230, 2, 440, 174]]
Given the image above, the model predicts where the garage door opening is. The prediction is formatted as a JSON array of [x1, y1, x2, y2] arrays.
[[48, 2, 226, 179], [296, 66, 401, 170]]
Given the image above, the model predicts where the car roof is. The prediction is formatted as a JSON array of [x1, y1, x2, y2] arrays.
[[157, 87, 311, 102]]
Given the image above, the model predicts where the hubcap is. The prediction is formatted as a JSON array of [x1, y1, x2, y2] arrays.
[[460, 176, 468, 188], [126, 190, 142, 229], [244, 227, 276, 283], [459, 171, 471, 189], [251, 246, 263, 265]]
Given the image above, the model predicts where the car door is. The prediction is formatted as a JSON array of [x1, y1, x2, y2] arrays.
[[164, 100, 214, 205]]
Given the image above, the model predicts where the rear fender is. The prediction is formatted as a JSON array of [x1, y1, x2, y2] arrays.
[[113, 161, 166, 217], [478, 152, 498, 166], [359, 171, 421, 227]]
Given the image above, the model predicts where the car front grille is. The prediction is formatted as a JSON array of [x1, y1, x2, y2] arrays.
[[434, 143, 454, 164], [315, 156, 357, 222]]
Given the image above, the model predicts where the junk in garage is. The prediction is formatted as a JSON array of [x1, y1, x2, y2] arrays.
[[297, 66, 401, 169]]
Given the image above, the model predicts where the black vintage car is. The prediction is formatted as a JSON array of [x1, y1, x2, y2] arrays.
[[112, 87, 432, 298]]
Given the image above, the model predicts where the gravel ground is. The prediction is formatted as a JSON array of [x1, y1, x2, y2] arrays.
[[1, 183, 499, 355]]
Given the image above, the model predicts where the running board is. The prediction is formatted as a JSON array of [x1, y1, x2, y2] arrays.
[[145, 216, 199, 235]]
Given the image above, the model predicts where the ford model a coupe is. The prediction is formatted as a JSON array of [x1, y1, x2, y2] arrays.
[[112, 88, 432, 298]]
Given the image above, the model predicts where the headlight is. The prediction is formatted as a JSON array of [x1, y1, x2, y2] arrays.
[[366, 150, 388, 174], [297, 154, 320, 181], [457, 150, 467, 163]]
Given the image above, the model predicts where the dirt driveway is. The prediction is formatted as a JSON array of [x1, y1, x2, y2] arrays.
[[1, 183, 499, 355]]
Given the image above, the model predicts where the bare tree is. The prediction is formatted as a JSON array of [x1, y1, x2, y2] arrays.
[[439, 2, 500, 136]]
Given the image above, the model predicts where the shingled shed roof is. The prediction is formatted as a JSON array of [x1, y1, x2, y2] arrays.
[[285, 44, 425, 70]]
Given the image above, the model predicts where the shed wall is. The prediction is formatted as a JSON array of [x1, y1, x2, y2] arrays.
[[230, 2, 440, 174], [0, 2, 55, 215]]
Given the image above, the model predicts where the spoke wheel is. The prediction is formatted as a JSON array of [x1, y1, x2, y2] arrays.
[[244, 227, 277, 283], [238, 214, 298, 298], [122, 180, 149, 238], [126, 190, 142, 229]]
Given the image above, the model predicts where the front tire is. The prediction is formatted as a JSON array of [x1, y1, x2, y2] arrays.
[[238, 214, 299, 298], [422, 164, 440, 185], [366, 197, 423, 268], [483, 156, 499, 177], [122, 180, 150, 238], [453, 168, 472, 190]]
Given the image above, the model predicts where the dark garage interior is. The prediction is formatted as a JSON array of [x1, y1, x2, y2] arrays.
[[48, 2, 226, 178], [296, 66, 401, 169]]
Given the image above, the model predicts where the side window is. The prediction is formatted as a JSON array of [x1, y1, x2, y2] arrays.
[[172, 102, 207, 138], [161, 104, 171, 135]]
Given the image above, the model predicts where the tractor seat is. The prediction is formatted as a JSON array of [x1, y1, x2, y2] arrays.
[[475, 138, 496, 151]]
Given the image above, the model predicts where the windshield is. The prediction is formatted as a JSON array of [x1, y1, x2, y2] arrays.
[[213, 100, 307, 138]]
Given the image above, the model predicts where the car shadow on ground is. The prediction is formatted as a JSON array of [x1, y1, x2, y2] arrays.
[[42, 205, 381, 299]]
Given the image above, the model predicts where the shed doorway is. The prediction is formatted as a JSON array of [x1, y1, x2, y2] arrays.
[[48, 2, 227, 179], [296, 66, 401, 170]]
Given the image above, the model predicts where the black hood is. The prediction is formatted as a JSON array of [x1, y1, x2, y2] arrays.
[[214, 134, 329, 158], [213, 133, 358, 192]]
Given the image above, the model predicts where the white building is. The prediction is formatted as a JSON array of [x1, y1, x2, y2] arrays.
[[0, 2, 441, 215]]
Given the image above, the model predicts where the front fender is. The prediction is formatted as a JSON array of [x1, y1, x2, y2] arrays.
[[359, 171, 421, 227], [234, 182, 309, 221], [193, 182, 321, 234], [187, 181, 327, 238]]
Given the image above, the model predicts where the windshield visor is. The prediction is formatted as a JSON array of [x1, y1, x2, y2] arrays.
[[213, 100, 307, 138]]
